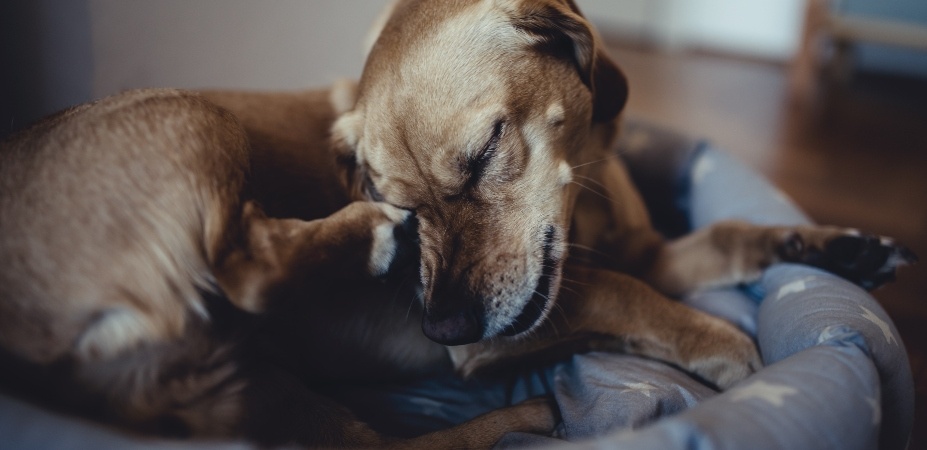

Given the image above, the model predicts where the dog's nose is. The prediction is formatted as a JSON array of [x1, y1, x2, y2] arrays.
[[421, 303, 484, 346]]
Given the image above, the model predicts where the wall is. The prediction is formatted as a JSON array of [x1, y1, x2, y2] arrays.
[[579, 0, 807, 60], [2, 0, 807, 138], [2, 0, 389, 137], [88, 0, 390, 96], [2, 0, 95, 136]]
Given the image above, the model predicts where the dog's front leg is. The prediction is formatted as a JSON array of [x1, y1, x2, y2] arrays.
[[452, 265, 761, 390], [644, 220, 917, 297], [213, 200, 416, 313]]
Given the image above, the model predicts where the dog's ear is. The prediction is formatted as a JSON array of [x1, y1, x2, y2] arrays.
[[364, 0, 401, 59], [331, 111, 367, 201], [507, 0, 628, 123], [329, 78, 359, 116]]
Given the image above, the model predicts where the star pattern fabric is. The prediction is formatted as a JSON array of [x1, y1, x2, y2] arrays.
[[775, 276, 816, 301], [865, 396, 881, 426], [620, 382, 658, 398], [859, 306, 898, 345], [730, 380, 798, 407], [692, 155, 716, 185]]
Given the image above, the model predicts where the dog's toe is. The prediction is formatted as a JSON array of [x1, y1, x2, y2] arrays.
[[801, 232, 917, 290], [682, 314, 762, 391], [367, 204, 420, 278]]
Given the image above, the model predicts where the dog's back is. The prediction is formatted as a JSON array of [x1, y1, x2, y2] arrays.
[[0, 89, 247, 370]]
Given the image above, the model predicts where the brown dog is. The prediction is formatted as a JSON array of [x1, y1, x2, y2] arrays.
[[0, 86, 559, 447], [0, 0, 915, 447], [330, 0, 914, 380]]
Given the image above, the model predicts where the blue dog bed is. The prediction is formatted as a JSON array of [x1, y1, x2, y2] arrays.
[[514, 121, 914, 450], [0, 120, 914, 449]]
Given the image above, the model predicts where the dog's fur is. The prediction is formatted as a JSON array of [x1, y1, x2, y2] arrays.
[[0, 0, 915, 447]]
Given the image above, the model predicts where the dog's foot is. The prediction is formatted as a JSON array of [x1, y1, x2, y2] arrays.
[[684, 315, 762, 390], [366, 203, 420, 279], [777, 228, 917, 290]]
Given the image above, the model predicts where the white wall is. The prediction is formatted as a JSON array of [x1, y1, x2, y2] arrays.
[[2, 0, 391, 136], [89, 0, 391, 97], [579, 0, 806, 60], [576, 0, 653, 37], [677, 0, 806, 60], [3, 0, 805, 137]]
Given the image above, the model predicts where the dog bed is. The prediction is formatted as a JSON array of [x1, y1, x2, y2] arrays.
[[0, 120, 914, 449]]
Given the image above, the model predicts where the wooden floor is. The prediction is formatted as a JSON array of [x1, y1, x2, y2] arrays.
[[605, 43, 927, 447]]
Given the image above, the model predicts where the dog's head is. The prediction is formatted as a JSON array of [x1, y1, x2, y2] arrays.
[[333, 0, 627, 345]]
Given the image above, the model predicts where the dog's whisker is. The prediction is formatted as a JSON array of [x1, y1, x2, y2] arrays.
[[570, 181, 616, 205], [556, 284, 582, 297], [558, 277, 593, 288], [549, 303, 570, 336], [394, 273, 420, 322], [565, 243, 598, 252], [573, 174, 610, 192], [532, 289, 551, 302], [570, 155, 617, 170], [565, 243, 616, 261], [405, 297, 417, 322]]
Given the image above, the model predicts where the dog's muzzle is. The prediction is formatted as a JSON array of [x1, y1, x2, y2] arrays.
[[422, 226, 559, 345]]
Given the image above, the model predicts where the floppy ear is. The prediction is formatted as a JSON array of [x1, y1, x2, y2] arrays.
[[330, 111, 368, 201], [508, 0, 628, 123]]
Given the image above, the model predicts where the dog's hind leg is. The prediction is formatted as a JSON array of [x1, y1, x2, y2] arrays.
[[642, 220, 917, 297], [383, 398, 558, 449]]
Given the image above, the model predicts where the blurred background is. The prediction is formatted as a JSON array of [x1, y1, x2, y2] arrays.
[[2, 0, 925, 446]]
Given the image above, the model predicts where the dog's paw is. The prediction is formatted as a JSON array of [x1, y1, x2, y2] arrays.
[[366, 203, 419, 279], [685, 317, 762, 390], [777, 228, 917, 290]]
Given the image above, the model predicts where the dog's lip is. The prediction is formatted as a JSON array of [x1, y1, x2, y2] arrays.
[[501, 226, 558, 337]]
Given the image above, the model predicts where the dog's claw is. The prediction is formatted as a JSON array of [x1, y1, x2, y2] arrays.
[[794, 231, 917, 290]]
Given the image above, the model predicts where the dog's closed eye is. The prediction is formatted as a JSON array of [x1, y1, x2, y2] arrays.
[[364, 172, 385, 202], [465, 120, 505, 184]]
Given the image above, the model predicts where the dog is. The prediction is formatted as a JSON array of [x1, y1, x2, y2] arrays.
[[0, 0, 915, 447], [327, 0, 915, 378]]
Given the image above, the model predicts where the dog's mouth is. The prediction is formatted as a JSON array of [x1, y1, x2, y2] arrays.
[[500, 226, 559, 337]]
